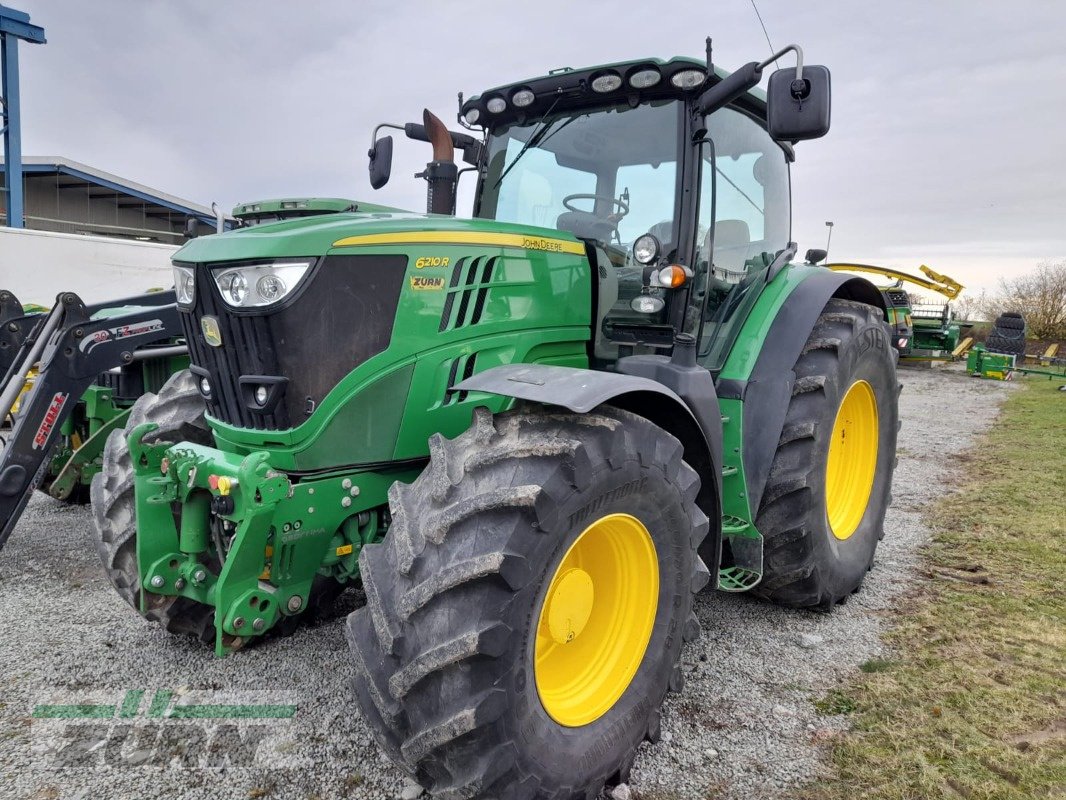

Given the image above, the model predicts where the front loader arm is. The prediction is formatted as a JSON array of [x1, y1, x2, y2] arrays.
[[0, 291, 185, 548]]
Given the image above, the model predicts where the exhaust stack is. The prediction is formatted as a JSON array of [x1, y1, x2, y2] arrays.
[[422, 109, 458, 215]]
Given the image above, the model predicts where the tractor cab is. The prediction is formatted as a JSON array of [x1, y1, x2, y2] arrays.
[[371, 48, 831, 371], [470, 67, 792, 367]]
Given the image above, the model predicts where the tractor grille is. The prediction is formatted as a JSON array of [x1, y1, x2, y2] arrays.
[[181, 254, 407, 430], [439, 256, 499, 332]]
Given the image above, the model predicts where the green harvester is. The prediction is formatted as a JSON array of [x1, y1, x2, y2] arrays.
[[90, 41, 899, 799]]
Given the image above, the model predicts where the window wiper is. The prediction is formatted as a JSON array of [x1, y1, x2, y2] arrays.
[[716, 166, 763, 214], [492, 97, 563, 189]]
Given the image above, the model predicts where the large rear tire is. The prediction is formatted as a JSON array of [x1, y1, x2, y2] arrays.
[[347, 406, 709, 800], [755, 299, 899, 608], [90, 369, 343, 643]]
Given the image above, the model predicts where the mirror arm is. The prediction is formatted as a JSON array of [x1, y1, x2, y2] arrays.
[[371, 121, 483, 165], [369, 122, 405, 157], [695, 61, 763, 116], [758, 43, 804, 80]]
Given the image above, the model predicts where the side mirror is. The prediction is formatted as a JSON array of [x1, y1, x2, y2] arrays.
[[767, 65, 831, 141], [184, 217, 202, 240], [805, 248, 827, 265], [368, 135, 394, 190]]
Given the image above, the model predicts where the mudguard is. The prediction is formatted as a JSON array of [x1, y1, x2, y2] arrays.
[[718, 269, 887, 515], [454, 362, 724, 562]]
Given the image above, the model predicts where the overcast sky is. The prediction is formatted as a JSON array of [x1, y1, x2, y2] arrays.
[[10, 0, 1066, 292]]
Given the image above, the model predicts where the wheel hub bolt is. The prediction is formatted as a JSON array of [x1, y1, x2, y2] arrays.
[[233, 616, 246, 629], [174, 578, 186, 590], [252, 618, 265, 632], [341, 496, 352, 508], [287, 596, 303, 612], [149, 575, 165, 588]]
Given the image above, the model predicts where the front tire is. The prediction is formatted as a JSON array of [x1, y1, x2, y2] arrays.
[[347, 406, 709, 799], [90, 370, 219, 640], [755, 299, 899, 608]]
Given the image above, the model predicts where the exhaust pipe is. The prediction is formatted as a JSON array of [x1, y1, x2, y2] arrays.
[[422, 109, 458, 215]]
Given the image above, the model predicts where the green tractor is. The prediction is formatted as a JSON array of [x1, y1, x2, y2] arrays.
[[91, 42, 898, 799]]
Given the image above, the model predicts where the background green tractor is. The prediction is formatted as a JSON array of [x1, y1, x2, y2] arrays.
[[0, 290, 189, 540], [90, 41, 898, 799]]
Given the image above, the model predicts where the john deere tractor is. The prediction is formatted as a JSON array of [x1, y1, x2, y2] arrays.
[[90, 41, 897, 799]]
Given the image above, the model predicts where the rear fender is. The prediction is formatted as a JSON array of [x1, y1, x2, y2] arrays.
[[719, 270, 887, 515]]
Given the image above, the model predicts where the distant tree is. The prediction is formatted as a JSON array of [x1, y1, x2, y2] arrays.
[[980, 261, 1066, 339], [952, 290, 988, 322]]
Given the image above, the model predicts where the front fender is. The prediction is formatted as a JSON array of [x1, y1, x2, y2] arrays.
[[455, 363, 724, 567]]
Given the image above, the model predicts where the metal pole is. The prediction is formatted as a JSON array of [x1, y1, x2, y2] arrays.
[[824, 221, 834, 262], [1, 32, 23, 227], [0, 6, 47, 228]]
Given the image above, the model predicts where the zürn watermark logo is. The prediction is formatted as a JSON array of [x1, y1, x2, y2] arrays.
[[31, 688, 302, 769]]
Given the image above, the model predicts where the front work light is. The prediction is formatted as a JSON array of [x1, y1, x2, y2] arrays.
[[512, 88, 535, 107], [591, 72, 623, 93], [464, 108, 481, 125], [670, 69, 706, 89], [486, 97, 507, 114], [631, 294, 665, 314], [173, 264, 196, 305], [628, 68, 661, 88], [212, 260, 313, 309], [633, 234, 660, 265]]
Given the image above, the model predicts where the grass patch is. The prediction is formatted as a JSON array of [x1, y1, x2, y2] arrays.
[[858, 657, 898, 674], [805, 378, 1066, 800], [815, 689, 858, 716]]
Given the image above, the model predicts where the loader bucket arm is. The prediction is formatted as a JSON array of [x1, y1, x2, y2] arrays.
[[0, 290, 186, 549]]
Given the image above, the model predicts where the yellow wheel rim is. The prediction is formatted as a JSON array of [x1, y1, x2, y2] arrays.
[[534, 513, 658, 727], [825, 379, 879, 540]]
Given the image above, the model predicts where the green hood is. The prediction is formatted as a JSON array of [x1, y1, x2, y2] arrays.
[[174, 211, 584, 264]]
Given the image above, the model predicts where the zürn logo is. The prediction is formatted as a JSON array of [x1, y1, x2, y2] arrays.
[[31, 392, 68, 450], [410, 276, 446, 291], [31, 689, 299, 769]]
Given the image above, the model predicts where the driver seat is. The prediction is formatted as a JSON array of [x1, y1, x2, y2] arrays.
[[709, 219, 752, 286], [555, 211, 615, 244]]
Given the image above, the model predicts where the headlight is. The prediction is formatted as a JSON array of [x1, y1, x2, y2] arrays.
[[211, 260, 313, 308], [173, 264, 196, 305]]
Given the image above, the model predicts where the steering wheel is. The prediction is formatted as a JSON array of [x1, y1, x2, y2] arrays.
[[562, 193, 630, 219]]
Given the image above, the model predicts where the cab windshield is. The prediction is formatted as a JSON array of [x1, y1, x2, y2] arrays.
[[477, 100, 680, 256]]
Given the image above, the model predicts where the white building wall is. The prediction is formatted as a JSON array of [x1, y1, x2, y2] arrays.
[[0, 227, 178, 306]]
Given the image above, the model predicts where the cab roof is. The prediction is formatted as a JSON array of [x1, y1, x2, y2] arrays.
[[461, 57, 768, 129]]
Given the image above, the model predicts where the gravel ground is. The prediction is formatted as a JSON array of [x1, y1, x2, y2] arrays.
[[0, 365, 1017, 800]]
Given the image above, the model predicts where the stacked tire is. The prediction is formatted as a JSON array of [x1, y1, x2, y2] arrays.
[[986, 312, 1026, 357]]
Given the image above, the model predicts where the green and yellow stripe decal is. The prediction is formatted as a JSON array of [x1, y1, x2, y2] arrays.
[[332, 230, 585, 255]]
